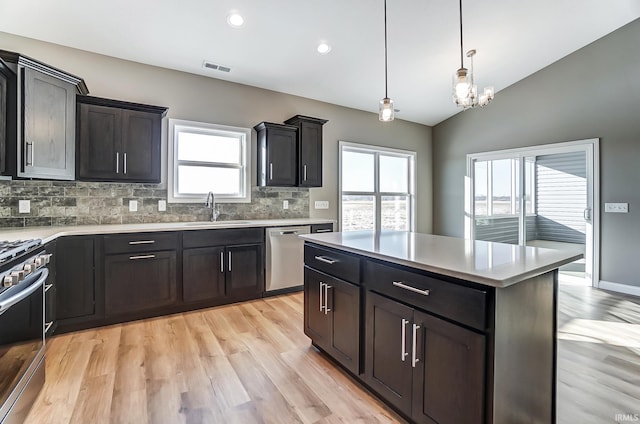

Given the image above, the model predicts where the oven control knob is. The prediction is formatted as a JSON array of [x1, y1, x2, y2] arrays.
[[3, 275, 16, 287], [23, 263, 36, 274], [40, 254, 51, 265], [11, 270, 25, 282]]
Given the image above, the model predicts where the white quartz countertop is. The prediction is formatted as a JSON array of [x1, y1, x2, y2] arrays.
[[300, 231, 583, 288], [0, 218, 335, 244]]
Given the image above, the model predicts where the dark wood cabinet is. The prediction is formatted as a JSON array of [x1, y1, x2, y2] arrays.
[[0, 50, 88, 180], [284, 115, 327, 187], [254, 122, 298, 186], [182, 228, 265, 303], [55, 236, 96, 322], [0, 58, 16, 176], [364, 291, 485, 424], [76, 95, 167, 183], [104, 250, 177, 316]]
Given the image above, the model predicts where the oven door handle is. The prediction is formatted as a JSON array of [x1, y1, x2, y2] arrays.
[[0, 268, 48, 315]]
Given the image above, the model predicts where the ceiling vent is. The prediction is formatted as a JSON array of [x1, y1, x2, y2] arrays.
[[203, 61, 231, 73]]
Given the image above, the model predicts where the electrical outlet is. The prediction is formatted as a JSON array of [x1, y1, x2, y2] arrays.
[[314, 200, 329, 209], [18, 200, 30, 214], [283, 200, 289, 209], [605, 202, 628, 213], [158, 200, 167, 212], [129, 200, 138, 212]]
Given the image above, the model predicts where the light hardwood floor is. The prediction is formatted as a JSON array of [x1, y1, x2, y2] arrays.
[[26, 285, 640, 424]]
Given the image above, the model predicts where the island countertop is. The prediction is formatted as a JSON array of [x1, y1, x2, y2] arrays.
[[300, 230, 583, 288]]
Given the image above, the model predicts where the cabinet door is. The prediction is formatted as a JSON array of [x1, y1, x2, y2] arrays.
[[183, 246, 225, 302], [303, 267, 331, 350], [77, 103, 121, 180], [364, 291, 414, 415], [265, 127, 297, 186], [105, 251, 177, 316], [411, 310, 485, 424], [326, 276, 360, 375], [21, 67, 75, 179], [121, 109, 161, 182], [226, 243, 263, 298], [298, 120, 322, 187], [55, 237, 95, 321]]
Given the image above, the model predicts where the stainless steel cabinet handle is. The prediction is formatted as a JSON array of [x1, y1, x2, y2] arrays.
[[44, 284, 53, 292], [116, 152, 120, 173], [26, 142, 34, 166], [123, 152, 127, 174], [314, 255, 337, 265], [319, 282, 324, 312], [303, 164, 307, 181], [314, 229, 332, 233], [401, 318, 409, 361], [412, 324, 421, 367], [129, 254, 156, 260], [220, 251, 224, 273], [44, 322, 53, 334], [280, 230, 299, 235], [269, 163, 273, 180], [393, 281, 430, 296], [324, 284, 331, 314], [228, 251, 232, 272], [128, 240, 155, 245]]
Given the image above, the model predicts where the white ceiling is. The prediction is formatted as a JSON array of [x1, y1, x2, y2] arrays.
[[1, 1, 639, 126]]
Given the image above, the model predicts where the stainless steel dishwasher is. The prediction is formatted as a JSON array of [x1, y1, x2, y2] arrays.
[[265, 226, 311, 293]]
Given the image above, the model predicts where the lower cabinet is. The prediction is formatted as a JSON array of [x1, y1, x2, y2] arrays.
[[55, 236, 97, 323], [304, 267, 360, 374], [104, 250, 177, 316], [364, 291, 485, 424]]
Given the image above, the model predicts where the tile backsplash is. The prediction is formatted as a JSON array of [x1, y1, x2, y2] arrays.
[[0, 180, 309, 228]]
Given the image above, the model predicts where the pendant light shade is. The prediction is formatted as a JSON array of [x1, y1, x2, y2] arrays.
[[379, 0, 394, 122]]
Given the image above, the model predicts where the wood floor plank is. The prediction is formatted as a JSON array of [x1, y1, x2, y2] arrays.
[[24, 287, 640, 424]]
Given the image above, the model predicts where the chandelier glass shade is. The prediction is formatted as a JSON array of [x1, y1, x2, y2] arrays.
[[379, 0, 394, 122]]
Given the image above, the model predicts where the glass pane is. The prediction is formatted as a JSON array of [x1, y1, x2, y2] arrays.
[[342, 195, 374, 231], [514, 159, 521, 214], [525, 157, 535, 214], [474, 161, 487, 216], [177, 166, 241, 195], [342, 151, 374, 192], [177, 131, 241, 164], [491, 159, 512, 215], [381, 196, 409, 231], [380, 155, 408, 192]]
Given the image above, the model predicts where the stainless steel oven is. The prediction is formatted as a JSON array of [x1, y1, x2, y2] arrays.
[[0, 240, 51, 424]]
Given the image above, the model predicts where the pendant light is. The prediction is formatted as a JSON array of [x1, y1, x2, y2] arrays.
[[452, 0, 494, 109], [379, 0, 394, 122]]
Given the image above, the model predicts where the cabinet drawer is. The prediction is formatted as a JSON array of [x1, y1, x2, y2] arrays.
[[311, 223, 333, 233], [363, 260, 487, 330], [104, 232, 178, 254], [304, 243, 360, 284], [183, 228, 263, 249]]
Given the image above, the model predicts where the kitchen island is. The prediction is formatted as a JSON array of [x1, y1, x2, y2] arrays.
[[300, 230, 582, 424]]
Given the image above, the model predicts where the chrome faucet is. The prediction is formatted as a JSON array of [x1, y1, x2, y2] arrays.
[[205, 191, 220, 222]]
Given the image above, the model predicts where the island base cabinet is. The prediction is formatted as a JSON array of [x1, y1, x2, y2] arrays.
[[365, 291, 485, 424], [105, 251, 177, 316], [304, 267, 360, 375]]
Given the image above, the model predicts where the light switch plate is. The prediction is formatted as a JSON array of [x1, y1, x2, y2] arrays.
[[158, 200, 167, 212], [315, 200, 329, 209], [129, 200, 138, 212], [18, 200, 30, 214], [604, 202, 628, 213]]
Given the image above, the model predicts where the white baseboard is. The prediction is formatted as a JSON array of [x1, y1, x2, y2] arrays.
[[598, 280, 640, 297]]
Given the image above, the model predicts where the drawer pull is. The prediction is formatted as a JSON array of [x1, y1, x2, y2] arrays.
[[314, 229, 332, 233], [314, 255, 337, 265], [129, 240, 156, 245], [129, 254, 156, 260], [392, 281, 430, 296]]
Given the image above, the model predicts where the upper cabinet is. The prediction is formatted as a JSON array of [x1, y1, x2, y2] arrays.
[[254, 122, 298, 186], [0, 50, 89, 180], [284, 115, 327, 187], [76, 95, 167, 183], [0, 58, 16, 176], [255, 115, 327, 187]]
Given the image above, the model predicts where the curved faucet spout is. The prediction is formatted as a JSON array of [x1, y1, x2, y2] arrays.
[[205, 191, 220, 222]]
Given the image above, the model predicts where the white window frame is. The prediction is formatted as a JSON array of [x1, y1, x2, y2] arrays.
[[168, 119, 251, 203], [339, 141, 416, 232]]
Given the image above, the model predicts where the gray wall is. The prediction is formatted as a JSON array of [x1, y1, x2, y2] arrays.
[[0, 31, 433, 232], [433, 19, 640, 287]]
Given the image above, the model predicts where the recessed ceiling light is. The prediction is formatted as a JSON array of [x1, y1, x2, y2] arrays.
[[227, 12, 244, 28], [317, 42, 331, 54]]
